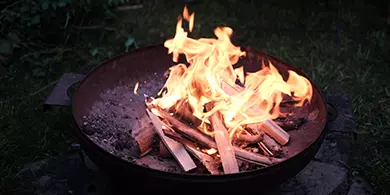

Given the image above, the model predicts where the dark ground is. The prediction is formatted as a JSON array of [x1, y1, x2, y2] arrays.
[[0, 0, 389, 194]]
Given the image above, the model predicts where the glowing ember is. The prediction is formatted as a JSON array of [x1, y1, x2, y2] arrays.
[[151, 6, 312, 139], [134, 82, 139, 95], [205, 148, 217, 155]]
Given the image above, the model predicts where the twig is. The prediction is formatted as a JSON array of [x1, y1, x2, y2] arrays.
[[28, 80, 59, 96], [20, 48, 72, 60], [1, 0, 21, 11], [114, 4, 143, 11], [72, 25, 118, 32]]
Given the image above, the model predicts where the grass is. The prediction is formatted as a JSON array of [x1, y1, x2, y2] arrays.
[[1, 0, 389, 194]]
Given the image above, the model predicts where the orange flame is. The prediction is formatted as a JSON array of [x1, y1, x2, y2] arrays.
[[152, 7, 312, 138]]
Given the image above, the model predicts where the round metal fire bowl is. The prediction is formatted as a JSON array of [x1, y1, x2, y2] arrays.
[[71, 44, 327, 194]]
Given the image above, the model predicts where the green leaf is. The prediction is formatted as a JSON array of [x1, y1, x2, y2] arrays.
[[31, 15, 40, 25], [33, 52, 40, 58], [8, 32, 20, 43], [32, 68, 46, 77], [90, 48, 99, 57], [124, 37, 135, 52], [7, 32, 20, 48], [42, 1, 49, 10], [57, 1, 67, 7], [0, 39, 13, 55], [20, 5, 29, 12]]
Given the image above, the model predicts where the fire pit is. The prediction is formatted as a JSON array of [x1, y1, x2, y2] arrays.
[[70, 7, 327, 194]]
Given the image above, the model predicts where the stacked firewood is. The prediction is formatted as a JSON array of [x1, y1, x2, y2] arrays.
[[141, 82, 310, 174]]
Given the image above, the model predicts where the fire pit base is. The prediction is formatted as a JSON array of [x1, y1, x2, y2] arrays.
[[18, 95, 374, 195]]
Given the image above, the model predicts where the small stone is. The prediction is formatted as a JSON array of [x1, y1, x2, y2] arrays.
[[347, 176, 374, 195], [277, 161, 347, 195], [37, 175, 51, 187], [82, 126, 98, 135]]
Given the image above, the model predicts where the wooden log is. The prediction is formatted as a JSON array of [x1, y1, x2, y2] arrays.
[[145, 108, 197, 172], [159, 141, 172, 158], [244, 124, 282, 156], [134, 126, 157, 157], [185, 145, 222, 175], [234, 148, 273, 166], [154, 106, 216, 149], [205, 102, 239, 174], [162, 127, 203, 149], [262, 134, 282, 155], [259, 142, 274, 156], [233, 133, 264, 144], [169, 99, 203, 127], [221, 81, 290, 145], [82, 123, 155, 158]]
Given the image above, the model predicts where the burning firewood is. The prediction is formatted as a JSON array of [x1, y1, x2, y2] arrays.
[[169, 99, 203, 127], [152, 105, 216, 149], [220, 81, 290, 145], [205, 101, 239, 174], [148, 106, 279, 166], [145, 108, 197, 172], [185, 145, 222, 175]]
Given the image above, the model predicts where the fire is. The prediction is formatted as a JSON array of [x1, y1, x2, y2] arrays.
[[151, 6, 312, 137]]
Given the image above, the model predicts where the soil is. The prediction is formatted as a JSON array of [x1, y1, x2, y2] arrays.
[[81, 85, 187, 173]]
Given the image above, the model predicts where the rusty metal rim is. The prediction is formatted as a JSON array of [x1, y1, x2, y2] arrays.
[[71, 44, 328, 181]]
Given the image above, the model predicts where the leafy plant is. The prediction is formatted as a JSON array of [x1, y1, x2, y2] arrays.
[[0, 0, 121, 72]]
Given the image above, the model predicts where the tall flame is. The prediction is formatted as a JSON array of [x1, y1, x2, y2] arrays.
[[152, 6, 312, 136]]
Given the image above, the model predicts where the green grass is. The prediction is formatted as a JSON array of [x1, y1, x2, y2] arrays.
[[1, 0, 389, 194]]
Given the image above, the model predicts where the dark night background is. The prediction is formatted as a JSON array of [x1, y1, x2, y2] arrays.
[[0, 0, 389, 194]]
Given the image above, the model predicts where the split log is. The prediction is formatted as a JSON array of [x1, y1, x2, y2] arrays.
[[82, 123, 155, 158], [145, 108, 197, 172], [134, 126, 157, 157], [221, 81, 290, 145], [205, 102, 239, 174], [185, 145, 222, 175]]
